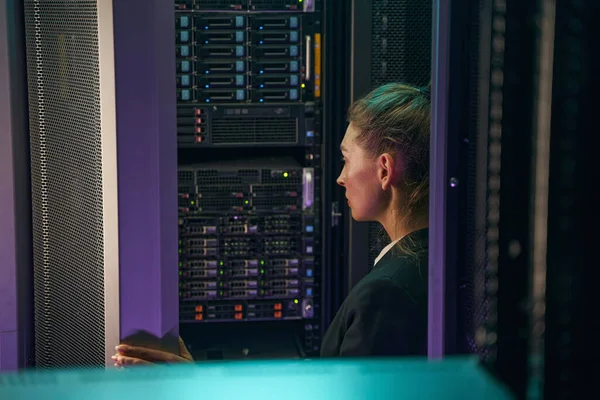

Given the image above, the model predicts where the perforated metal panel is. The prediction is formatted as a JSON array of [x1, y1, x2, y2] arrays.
[[366, 0, 432, 266], [370, 0, 432, 87], [24, 0, 106, 367]]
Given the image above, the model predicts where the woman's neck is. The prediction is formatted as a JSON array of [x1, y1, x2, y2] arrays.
[[380, 211, 428, 242]]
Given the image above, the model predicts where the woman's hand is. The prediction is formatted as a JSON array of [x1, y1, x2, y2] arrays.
[[112, 336, 194, 367]]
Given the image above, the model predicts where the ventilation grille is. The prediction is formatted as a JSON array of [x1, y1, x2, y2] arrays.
[[211, 118, 298, 145], [367, 0, 432, 266], [24, 0, 105, 368], [370, 0, 432, 87]]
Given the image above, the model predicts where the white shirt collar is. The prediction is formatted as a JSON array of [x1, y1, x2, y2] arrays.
[[373, 238, 401, 266]]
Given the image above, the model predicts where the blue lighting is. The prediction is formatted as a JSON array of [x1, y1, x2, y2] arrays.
[[306, 288, 313, 296], [205, 99, 210, 103], [204, 26, 208, 30], [205, 70, 209, 74], [260, 99, 264, 103], [306, 269, 313, 277], [260, 70, 264, 74], [259, 40, 263, 44], [259, 26, 263, 30], [260, 84, 264, 88], [306, 225, 314, 233], [205, 85, 209, 88]]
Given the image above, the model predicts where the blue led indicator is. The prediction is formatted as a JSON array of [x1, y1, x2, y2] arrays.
[[260, 70, 264, 74], [259, 26, 263, 30], [260, 84, 264, 88], [306, 225, 314, 233], [306, 131, 314, 138], [306, 288, 313, 296], [205, 85, 209, 88], [205, 99, 210, 103], [205, 70, 209, 74], [205, 40, 209, 44], [260, 99, 264, 103], [259, 40, 263, 44], [306, 269, 313, 277], [204, 26, 208, 30]]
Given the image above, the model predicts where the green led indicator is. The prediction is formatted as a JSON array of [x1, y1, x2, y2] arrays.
[[260, 269, 265, 274], [190, 201, 195, 205], [219, 282, 223, 287], [179, 271, 182, 276], [178, 240, 182, 245], [179, 291, 182, 297], [260, 289, 265, 295], [219, 291, 224, 296], [178, 262, 183, 267], [220, 270, 224, 275], [283, 172, 289, 178], [260, 260, 265, 265], [219, 261, 224, 266], [294, 299, 299, 304], [244, 200, 249, 204], [178, 249, 182, 254]]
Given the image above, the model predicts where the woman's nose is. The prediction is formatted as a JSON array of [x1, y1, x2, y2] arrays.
[[336, 173, 345, 187]]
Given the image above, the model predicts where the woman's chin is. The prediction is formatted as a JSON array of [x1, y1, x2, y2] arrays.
[[350, 209, 369, 222]]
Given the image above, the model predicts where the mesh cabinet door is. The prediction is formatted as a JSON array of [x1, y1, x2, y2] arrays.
[[24, 0, 178, 368]]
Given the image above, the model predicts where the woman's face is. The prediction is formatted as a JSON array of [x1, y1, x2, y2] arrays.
[[337, 124, 388, 221]]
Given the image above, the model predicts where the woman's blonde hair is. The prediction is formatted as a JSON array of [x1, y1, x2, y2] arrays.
[[348, 82, 431, 256]]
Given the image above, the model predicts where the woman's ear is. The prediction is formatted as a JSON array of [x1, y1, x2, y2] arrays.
[[378, 152, 404, 190]]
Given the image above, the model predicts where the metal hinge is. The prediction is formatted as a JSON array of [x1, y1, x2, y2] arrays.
[[331, 201, 342, 227]]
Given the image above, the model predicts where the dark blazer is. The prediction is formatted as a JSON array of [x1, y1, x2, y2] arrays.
[[320, 228, 429, 357]]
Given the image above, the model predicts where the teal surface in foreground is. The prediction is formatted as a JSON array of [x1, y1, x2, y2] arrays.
[[0, 356, 513, 400]]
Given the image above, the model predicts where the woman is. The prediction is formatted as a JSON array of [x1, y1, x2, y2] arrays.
[[113, 82, 431, 365]]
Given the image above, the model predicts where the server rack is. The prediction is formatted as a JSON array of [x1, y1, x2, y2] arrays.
[[174, 0, 327, 359]]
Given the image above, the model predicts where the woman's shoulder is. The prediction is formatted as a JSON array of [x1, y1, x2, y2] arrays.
[[352, 252, 428, 307]]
